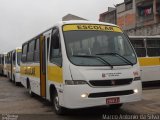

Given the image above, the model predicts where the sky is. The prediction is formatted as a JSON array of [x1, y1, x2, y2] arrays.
[[0, 0, 124, 53]]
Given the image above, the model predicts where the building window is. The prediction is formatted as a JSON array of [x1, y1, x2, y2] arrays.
[[136, 1, 154, 23], [137, 0, 154, 18], [156, 1, 160, 15], [138, 6, 153, 17], [125, 0, 133, 10]]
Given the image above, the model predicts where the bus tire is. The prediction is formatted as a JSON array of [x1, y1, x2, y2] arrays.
[[15, 78, 19, 86], [13, 75, 15, 83], [109, 104, 123, 110], [15, 82, 18, 86], [8, 73, 10, 80], [51, 89, 65, 115], [2, 70, 4, 76]]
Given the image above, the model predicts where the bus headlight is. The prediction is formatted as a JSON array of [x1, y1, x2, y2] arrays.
[[65, 80, 87, 85], [81, 93, 88, 98], [134, 89, 138, 94]]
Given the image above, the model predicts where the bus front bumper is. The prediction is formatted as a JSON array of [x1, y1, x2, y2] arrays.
[[62, 81, 142, 109]]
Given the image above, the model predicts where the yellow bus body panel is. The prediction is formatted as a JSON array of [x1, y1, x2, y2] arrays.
[[20, 65, 40, 78], [138, 57, 160, 66], [48, 66, 63, 83]]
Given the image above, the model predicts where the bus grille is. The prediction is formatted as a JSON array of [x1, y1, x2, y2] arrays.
[[88, 90, 134, 98], [89, 78, 133, 87]]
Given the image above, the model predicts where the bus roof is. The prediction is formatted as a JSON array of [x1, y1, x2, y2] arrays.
[[129, 36, 160, 39], [22, 21, 120, 45], [16, 47, 22, 50], [58, 20, 118, 27]]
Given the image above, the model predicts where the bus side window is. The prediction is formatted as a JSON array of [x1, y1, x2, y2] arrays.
[[130, 39, 146, 57], [12, 52, 16, 65], [47, 37, 50, 58], [2, 55, 4, 65], [5, 56, 7, 64], [27, 40, 35, 62], [0, 56, 1, 64], [147, 38, 160, 57], [34, 39, 40, 62], [22, 43, 28, 63], [50, 29, 62, 66]]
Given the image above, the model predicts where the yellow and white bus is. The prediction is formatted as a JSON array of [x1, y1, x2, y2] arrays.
[[12, 48, 22, 85], [6, 48, 22, 85], [20, 21, 142, 114], [3, 53, 8, 76], [0, 54, 4, 75], [0, 53, 7, 76], [6, 51, 12, 79], [129, 36, 160, 82]]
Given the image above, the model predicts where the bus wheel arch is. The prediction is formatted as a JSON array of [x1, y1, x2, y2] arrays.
[[26, 78, 30, 89], [13, 74, 15, 83], [50, 84, 56, 103], [8, 72, 9, 78], [14, 75, 18, 86], [26, 78, 34, 97], [50, 84, 65, 115]]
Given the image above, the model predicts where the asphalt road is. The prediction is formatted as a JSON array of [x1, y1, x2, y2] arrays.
[[0, 76, 160, 120]]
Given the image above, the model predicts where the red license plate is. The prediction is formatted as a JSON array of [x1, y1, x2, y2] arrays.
[[106, 97, 120, 104]]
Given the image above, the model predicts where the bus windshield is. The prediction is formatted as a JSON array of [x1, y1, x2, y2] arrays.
[[63, 25, 137, 66], [17, 52, 21, 66]]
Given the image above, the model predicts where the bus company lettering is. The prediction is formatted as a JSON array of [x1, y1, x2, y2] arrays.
[[77, 25, 114, 31], [102, 72, 122, 78], [24, 67, 35, 75]]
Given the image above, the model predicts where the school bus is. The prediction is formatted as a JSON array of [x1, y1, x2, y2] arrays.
[[12, 48, 22, 85], [3, 53, 8, 76], [6, 48, 22, 85], [0, 53, 7, 76], [0, 53, 8, 76], [0, 54, 4, 75], [6, 51, 12, 79], [129, 36, 160, 82], [20, 21, 142, 114]]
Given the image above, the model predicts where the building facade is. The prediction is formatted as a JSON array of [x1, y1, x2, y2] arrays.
[[99, 7, 117, 24], [99, 0, 160, 36], [127, 0, 160, 36], [62, 14, 87, 21], [116, 0, 136, 31]]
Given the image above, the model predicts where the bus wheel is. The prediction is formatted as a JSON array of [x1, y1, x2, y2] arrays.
[[52, 90, 65, 115], [13, 75, 15, 83], [2, 70, 4, 76], [109, 104, 123, 110]]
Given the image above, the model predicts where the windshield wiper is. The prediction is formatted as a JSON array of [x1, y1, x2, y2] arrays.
[[72, 55, 113, 68], [96, 53, 133, 66]]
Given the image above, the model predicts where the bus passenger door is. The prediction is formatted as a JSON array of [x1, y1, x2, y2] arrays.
[[40, 36, 46, 98]]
